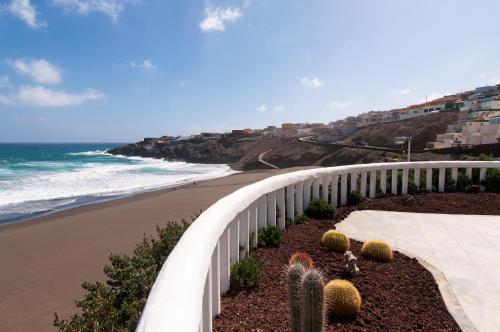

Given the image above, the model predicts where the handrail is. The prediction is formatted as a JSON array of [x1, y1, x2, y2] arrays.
[[136, 161, 500, 332]]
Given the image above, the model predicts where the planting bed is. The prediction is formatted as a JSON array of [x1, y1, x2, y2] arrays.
[[213, 192, 500, 331]]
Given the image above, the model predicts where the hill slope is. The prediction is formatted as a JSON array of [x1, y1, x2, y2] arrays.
[[339, 112, 458, 150]]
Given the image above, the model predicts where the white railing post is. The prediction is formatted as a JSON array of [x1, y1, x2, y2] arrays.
[[277, 188, 285, 230], [321, 175, 330, 202], [239, 210, 249, 258], [211, 244, 220, 317], [391, 168, 398, 195], [267, 191, 276, 227], [296, 182, 304, 214], [350, 172, 358, 193], [402, 168, 409, 195], [439, 168, 446, 192], [249, 202, 257, 248], [312, 177, 320, 199], [451, 168, 458, 184], [414, 168, 420, 190], [332, 174, 339, 207], [360, 172, 367, 198], [258, 195, 267, 230], [286, 184, 295, 221], [466, 167, 472, 179], [480, 168, 486, 181], [340, 173, 348, 205], [426, 168, 433, 192], [369, 170, 376, 198], [380, 169, 387, 194], [304, 180, 312, 210], [229, 218, 239, 264], [201, 265, 212, 332], [219, 228, 230, 293]]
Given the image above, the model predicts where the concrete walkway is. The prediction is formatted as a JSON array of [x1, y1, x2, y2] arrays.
[[337, 211, 500, 332], [258, 149, 279, 169]]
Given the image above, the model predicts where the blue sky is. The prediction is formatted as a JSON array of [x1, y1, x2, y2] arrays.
[[1, 0, 500, 142]]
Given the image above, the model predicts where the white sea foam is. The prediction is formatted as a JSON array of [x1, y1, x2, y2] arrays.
[[0, 154, 237, 213], [68, 149, 108, 156]]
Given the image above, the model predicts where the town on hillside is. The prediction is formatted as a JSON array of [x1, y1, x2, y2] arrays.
[[141, 84, 500, 151]]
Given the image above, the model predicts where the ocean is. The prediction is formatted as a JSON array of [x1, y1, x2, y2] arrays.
[[0, 143, 236, 226]]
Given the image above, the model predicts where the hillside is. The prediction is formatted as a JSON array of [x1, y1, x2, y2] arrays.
[[339, 111, 459, 150]]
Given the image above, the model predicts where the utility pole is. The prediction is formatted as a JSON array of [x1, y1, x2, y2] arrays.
[[407, 137, 412, 162]]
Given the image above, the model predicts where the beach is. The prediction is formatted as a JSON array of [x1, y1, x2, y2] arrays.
[[0, 167, 308, 331]]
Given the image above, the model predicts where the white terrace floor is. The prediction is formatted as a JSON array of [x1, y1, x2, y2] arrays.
[[336, 211, 500, 332]]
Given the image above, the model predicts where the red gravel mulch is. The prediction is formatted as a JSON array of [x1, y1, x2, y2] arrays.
[[213, 192, 500, 331]]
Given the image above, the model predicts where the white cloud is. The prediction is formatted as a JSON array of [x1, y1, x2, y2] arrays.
[[10, 59, 62, 84], [392, 88, 411, 95], [177, 80, 188, 88], [0, 76, 13, 89], [199, 6, 242, 32], [121, 59, 157, 71], [329, 101, 352, 109], [0, 85, 104, 107], [8, 0, 46, 29], [52, 0, 132, 23], [273, 105, 285, 112], [256, 105, 267, 112], [301, 77, 323, 88]]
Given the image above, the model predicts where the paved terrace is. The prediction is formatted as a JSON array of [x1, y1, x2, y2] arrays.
[[337, 211, 500, 332]]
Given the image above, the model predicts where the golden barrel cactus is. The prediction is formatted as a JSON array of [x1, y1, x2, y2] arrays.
[[321, 230, 350, 253], [361, 240, 393, 262], [324, 279, 361, 317]]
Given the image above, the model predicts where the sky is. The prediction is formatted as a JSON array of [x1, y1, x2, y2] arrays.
[[1, 0, 500, 142]]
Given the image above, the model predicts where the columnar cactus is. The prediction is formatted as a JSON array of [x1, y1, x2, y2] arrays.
[[301, 268, 325, 332], [289, 251, 314, 269], [287, 263, 306, 332]]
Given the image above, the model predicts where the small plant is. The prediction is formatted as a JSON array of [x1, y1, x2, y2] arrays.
[[324, 279, 361, 317], [301, 269, 325, 332], [361, 240, 393, 262], [230, 255, 262, 290], [289, 252, 314, 269], [457, 172, 473, 192], [285, 217, 294, 227], [321, 230, 350, 253], [258, 226, 283, 247], [287, 263, 306, 332], [347, 191, 362, 205], [305, 198, 335, 219], [294, 213, 309, 224], [482, 169, 500, 193]]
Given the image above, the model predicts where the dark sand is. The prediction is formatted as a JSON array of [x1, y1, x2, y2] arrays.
[[0, 167, 309, 331]]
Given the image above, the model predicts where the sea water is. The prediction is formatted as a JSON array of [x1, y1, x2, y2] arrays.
[[0, 143, 236, 225]]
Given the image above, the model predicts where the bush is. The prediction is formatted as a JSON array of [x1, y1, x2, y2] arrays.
[[321, 230, 350, 253], [305, 198, 335, 219], [457, 172, 473, 192], [361, 240, 393, 262], [324, 279, 361, 317], [258, 226, 283, 247], [294, 213, 309, 224], [53, 221, 190, 331], [347, 191, 362, 205], [230, 255, 262, 290], [285, 217, 294, 228], [482, 169, 500, 193], [289, 252, 314, 269]]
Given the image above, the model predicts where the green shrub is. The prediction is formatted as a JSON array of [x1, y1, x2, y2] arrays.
[[294, 213, 309, 224], [230, 255, 262, 290], [457, 172, 473, 192], [482, 169, 500, 192], [305, 198, 335, 219], [258, 226, 283, 247], [347, 191, 362, 205], [285, 217, 294, 227], [53, 221, 190, 331]]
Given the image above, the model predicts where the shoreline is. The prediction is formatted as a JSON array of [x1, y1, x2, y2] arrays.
[[0, 167, 311, 331]]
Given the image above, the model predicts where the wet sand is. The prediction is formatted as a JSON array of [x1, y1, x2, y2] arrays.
[[0, 167, 308, 331]]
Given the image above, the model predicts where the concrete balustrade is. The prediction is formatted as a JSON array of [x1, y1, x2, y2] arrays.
[[136, 161, 500, 332]]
